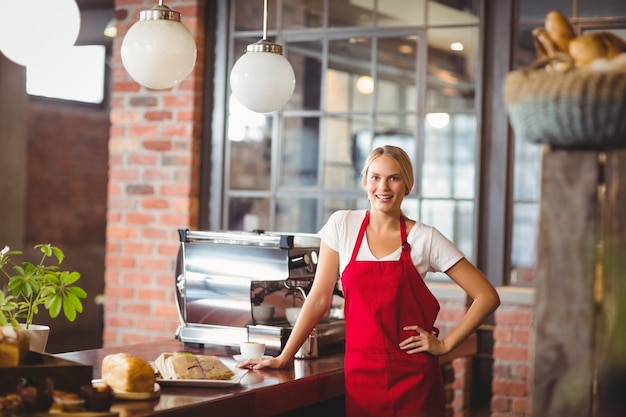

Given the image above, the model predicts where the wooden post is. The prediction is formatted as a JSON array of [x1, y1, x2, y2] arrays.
[[532, 148, 626, 417], [596, 151, 626, 417]]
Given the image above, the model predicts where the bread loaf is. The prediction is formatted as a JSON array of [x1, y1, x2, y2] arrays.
[[0, 325, 30, 367], [154, 352, 234, 380], [101, 353, 155, 392]]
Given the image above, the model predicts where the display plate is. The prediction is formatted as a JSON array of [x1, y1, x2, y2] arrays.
[[156, 368, 247, 388]]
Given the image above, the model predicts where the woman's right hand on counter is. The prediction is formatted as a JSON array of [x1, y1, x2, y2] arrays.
[[237, 355, 290, 370]]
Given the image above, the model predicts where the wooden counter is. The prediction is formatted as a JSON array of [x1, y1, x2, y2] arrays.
[[57, 334, 476, 417], [57, 339, 346, 417]]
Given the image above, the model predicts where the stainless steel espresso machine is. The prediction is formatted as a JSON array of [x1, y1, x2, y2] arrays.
[[174, 229, 345, 357]]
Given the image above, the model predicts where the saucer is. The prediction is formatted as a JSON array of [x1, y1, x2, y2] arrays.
[[233, 354, 272, 362]]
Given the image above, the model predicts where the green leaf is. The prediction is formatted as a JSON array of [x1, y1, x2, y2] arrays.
[[67, 286, 87, 299], [45, 293, 63, 319]]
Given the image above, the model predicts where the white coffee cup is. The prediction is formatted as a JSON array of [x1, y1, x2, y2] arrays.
[[286, 307, 301, 326], [240, 341, 265, 359]]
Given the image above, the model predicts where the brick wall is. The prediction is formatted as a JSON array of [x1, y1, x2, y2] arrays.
[[491, 289, 534, 417], [104, 0, 205, 346]]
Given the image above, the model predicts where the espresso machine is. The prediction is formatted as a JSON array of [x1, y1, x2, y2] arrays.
[[174, 229, 345, 357]]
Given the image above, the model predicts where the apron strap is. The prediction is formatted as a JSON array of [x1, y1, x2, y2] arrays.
[[349, 211, 370, 263], [349, 211, 411, 262]]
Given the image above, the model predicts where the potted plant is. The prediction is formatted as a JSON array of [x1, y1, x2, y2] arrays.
[[0, 243, 87, 350]]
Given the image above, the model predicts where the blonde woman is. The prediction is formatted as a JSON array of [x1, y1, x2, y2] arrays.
[[239, 145, 500, 417]]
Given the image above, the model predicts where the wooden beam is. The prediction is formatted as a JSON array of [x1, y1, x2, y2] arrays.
[[532, 148, 598, 417]]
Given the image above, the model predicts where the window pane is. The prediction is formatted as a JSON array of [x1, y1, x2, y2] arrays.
[[376, 36, 418, 112], [228, 96, 272, 190], [330, 0, 373, 27], [579, 0, 626, 17], [377, 0, 426, 26], [228, 197, 270, 231], [518, 1, 572, 20], [427, 27, 478, 111], [283, 0, 323, 29], [320, 198, 368, 226], [323, 116, 371, 189], [276, 198, 318, 233], [428, 1, 480, 25], [422, 113, 476, 199], [421, 199, 475, 260], [510, 202, 539, 286], [234, 0, 278, 31], [327, 39, 372, 112], [286, 40, 323, 111], [26, 45, 105, 104], [281, 116, 320, 186], [513, 140, 542, 201]]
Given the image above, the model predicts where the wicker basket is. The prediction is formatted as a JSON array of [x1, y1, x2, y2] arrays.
[[504, 59, 626, 150]]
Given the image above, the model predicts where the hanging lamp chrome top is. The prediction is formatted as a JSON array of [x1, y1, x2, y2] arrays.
[[246, 39, 283, 54], [140, 3, 181, 22]]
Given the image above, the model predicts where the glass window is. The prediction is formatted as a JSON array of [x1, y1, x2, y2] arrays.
[[428, 1, 479, 25], [426, 27, 478, 112], [285, 40, 323, 111], [222, 0, 482, 263], [422, 113, 476, 200], [281, 116, 321, 187], [26, 45, 106, 104]]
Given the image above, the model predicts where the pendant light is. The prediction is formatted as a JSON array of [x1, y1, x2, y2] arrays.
[[229, 0, 296, 113], [121, 0, 197, 90], [0, 0, 81, 67]]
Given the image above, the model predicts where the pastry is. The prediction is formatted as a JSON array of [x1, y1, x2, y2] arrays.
[[154, 352, 234, 380], [101, 353, 155, 392], [568, 32, 626, 67]]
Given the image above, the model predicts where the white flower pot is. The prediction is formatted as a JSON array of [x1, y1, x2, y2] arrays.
[[19, 324, 50, 352]]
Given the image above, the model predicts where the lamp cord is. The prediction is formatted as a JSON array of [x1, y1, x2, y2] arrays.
[[262, 0, 268, 40]]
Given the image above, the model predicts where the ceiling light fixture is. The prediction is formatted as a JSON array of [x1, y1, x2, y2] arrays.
[[0, 0, 81, 67], [121, 0, 197, 90], [229, 0, 296, 113]]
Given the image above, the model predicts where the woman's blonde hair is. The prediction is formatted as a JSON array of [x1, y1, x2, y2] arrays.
[[360, 145, 414, 195]]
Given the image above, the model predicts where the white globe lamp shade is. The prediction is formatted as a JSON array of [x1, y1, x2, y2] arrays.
[[230, 40, 296, 113], [121, 4, 197, 90], [0, 0, 81, 67]]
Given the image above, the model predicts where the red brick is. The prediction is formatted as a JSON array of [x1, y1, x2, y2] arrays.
[[107, 226, 136, 239], [493, 345, 530, 361], [143, 140, 173, 151], [129, 125, 158, 137], [113, 81, 141, 92], [141, 198, 169, 209], [160, 184, 191, 196], [143, 169, 171, 180], [515, 328, 532, 344], [126, 212, 156, 224], [512, 397, 530, 413], [492, 380, 530, 396], [491, 396, 511, 412], [129, 154, 158, 165], [145, 111, 173, 121], [122, 303, 151, 315], [105, 285, 135, 299], [496, 309, 534, 326], [137, 288, 168, 302], [105, 255, 136, 269]]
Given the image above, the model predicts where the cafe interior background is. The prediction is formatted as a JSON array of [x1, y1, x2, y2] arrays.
[[1, 0, 625, 416]]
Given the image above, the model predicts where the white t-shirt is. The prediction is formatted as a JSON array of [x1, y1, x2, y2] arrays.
[[318, 209, 464, 278]]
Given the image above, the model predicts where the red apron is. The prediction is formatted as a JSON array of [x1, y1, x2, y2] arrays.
[[341, 211, 445, 417]]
